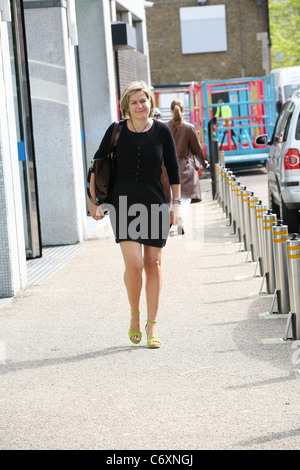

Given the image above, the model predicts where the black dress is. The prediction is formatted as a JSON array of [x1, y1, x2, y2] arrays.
[[93, 119, 180, 248]]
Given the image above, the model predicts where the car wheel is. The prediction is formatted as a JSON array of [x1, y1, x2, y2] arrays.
[[280, 197, 300, 233]]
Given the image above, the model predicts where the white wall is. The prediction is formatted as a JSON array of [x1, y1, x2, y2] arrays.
[[24, 5, 87, 245], [0, 19, 27, 297], [76, 0, 118, 164]]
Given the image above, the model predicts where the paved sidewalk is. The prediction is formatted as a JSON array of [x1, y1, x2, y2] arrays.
[[0, 178, 299, 450]]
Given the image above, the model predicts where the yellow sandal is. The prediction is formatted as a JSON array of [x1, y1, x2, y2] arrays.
[[128, 310, 142, 344], [145, 319, 161, 349]]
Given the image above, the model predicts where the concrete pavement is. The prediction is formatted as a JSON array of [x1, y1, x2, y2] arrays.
[[0, 177, 299, 450]]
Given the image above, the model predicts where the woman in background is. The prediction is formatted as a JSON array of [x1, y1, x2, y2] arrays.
[[168, 99, 209, 234]]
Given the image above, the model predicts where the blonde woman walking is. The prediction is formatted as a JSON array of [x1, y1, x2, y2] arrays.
[[89, 81, 181, 348]]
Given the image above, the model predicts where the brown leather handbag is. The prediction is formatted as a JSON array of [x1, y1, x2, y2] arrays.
[[87, 121, 124, 206]]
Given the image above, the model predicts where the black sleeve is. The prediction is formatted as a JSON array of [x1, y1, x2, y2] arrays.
[[161, 122, 180, 185], [93, 123, 115, 160]]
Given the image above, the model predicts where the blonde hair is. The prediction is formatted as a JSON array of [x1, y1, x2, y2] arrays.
[[171, 99, 184, 129], [120, 81, 155, 119]]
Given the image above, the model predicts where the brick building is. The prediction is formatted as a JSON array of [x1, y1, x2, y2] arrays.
[[146, 0, 271, 85]]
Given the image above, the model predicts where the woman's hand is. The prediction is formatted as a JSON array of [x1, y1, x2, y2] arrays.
[[170, 202, 182, 226], [88, 172, 105, 220], [88, 199, 105, 221]]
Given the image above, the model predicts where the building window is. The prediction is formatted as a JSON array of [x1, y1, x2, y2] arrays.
[[180, 4, 227, 55]]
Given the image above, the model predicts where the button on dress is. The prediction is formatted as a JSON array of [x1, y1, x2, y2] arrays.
[[93, 119, 180, 248]]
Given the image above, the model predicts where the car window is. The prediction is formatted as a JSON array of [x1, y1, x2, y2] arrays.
[[273, 109, 285, 141], [274, 101, 295, 143], [284, 84, 300, 101], [295, 112, 300, 141], [283, 111, 293, 142]]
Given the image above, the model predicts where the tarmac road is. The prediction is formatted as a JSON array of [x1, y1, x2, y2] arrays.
[[233, 167, 268, 204], [0, 177, 299, 451]]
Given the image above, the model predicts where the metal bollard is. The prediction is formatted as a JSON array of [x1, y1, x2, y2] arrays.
[[232, 181, 242, 240], [220, 167, 226, 212], [248, 195, 259, 261], [230, 179, 240, 235], [224, 169, 230, 219], [224, 169, 233, 220], [226, 172, 235, 227], [235, 185, 246, 249], [229, 173, 236, 227], [217, 165, 223, 208], [248, 194, 260, 263], [218, 164, 223, 207], [215, 164, 221, 204], [236, 185, 247, 246], [214, 164, 218, 201], [260, 210, 277, 294], [241, 189, 253, 252], [286, 235, 300, 339], [218, 165, 223, 207], [269, 221, 290, 314], [219, 150, 225, 167], [255, 202, 268, 277]]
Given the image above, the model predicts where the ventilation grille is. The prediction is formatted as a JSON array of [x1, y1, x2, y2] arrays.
[[27, 244, 87, 286]]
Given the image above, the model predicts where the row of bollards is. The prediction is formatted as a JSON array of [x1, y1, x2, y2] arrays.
[[215, 162, 300, 341]]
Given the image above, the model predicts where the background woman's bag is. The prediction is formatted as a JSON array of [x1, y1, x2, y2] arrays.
[[87, 121, 124, 206]]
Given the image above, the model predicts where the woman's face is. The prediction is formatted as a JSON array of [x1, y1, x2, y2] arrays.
[[128, 91, 151, 121]]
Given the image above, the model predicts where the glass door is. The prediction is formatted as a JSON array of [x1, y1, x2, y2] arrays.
[[8, 0, 41, 259]]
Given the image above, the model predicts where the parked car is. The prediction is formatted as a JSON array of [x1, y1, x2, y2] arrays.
[[256, 90, 300, 233]]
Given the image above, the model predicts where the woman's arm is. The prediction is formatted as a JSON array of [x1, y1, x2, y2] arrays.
[[189, 126, 208, 168], [88, 123, 115, 220], [88, 173, 105, 220], [170, 183, 181, 226]]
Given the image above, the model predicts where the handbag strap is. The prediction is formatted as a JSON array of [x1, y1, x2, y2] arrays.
[[87, 120, 124, 206], [109, 120, 124, 153]]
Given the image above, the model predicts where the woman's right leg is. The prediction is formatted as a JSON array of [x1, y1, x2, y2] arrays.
[[120, 241, 144, 341]]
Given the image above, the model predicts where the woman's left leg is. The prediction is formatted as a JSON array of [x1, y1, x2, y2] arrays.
[[143, 245, 163, 346]]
